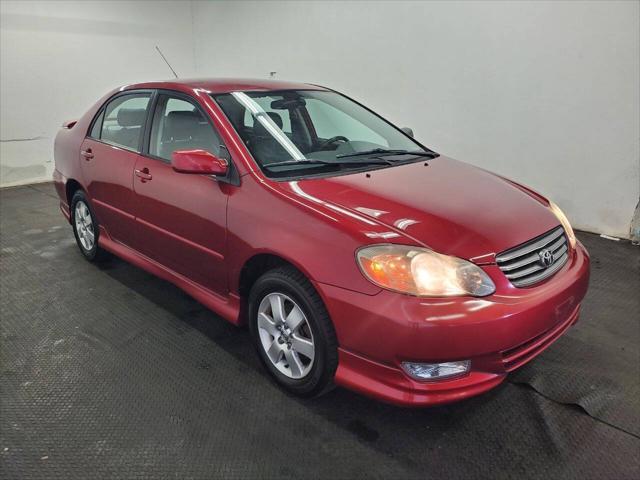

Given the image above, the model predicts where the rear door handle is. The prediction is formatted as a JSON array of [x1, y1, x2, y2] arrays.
[[134, 168, 152, 182], [81, 149, 94, 160]]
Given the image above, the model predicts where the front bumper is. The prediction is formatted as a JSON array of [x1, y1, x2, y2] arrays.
[[318, 241, 590, 406]]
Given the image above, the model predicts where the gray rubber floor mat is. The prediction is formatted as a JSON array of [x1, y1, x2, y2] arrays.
[[1, 184, 639, 479], [509, 233, 640, 437]]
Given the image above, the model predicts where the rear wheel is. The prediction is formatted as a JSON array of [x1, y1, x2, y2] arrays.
[[70, 190, 108, 262], [248, 266, 338, 397]]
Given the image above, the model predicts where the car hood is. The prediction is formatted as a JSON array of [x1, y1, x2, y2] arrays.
[[288, 157, 561, 263]]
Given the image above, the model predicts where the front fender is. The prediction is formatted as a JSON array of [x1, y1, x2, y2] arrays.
[[225, 177, 387, 296]]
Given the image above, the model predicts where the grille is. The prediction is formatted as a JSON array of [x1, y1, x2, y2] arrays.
[[496, 226, 569, 287]]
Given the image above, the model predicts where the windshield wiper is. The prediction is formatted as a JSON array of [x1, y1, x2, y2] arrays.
[[336, 149, 438, 159], [262, 157, 393, 168]]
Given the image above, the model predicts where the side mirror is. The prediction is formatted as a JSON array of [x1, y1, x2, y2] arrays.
[[401, 127, 414, 138], [171, 149, 228, 176]]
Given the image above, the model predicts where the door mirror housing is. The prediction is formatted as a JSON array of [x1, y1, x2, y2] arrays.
[[401, 127, 414, 138], [171, 149, 228, 176]]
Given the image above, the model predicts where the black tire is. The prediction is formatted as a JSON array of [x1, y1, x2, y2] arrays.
[[70, 190, 108, 262], [248, 266, 338, 397]]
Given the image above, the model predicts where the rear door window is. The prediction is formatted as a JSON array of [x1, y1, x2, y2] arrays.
[[96, 93, 151, 152]]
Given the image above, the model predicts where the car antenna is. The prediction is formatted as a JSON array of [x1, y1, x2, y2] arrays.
[[155, 45, 179, 79]]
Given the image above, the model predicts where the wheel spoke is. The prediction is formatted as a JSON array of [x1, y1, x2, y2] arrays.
[[257, 292, 314, 379], [286, 305, 305, 331], [290, 335, 314, 360], [257, 312, 278, 337], [266, 338, 282, 363], [269, 294, 286, 323], [284, 349, 304, 377]]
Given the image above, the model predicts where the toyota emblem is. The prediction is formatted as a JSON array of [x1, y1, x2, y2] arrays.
[[538, 249, 553, 268]]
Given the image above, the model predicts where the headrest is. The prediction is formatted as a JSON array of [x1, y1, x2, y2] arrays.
[[117, 108, 147, 127], [266, 111, 283, 129], [164, 110, 203, 140], [253, 112, 284, 137]]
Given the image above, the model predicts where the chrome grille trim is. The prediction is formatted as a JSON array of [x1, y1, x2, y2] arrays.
[[496, 227, 563, 263], [498, 235, 563, 272], [496, 226, 569, 287]]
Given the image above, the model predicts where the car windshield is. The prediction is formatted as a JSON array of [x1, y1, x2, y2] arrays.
[[212, 90, 437, 178]]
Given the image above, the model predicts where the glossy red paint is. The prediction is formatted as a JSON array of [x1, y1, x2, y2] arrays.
[[132, 155, 230, 295], [172, 150, 229, 176], [78, 137, 140, 246], [53, 78, 590, 406]]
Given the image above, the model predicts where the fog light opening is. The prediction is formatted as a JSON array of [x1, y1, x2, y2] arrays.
[[401, 360, 471, 381]]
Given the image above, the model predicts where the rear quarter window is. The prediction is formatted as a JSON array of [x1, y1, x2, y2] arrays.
[[89, 111, 104, 139]]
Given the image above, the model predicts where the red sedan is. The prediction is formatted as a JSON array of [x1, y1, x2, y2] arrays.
[[53, 78, 590, 406]]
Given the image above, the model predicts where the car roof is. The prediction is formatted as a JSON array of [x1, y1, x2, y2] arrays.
[[122, 78, 328, 94]]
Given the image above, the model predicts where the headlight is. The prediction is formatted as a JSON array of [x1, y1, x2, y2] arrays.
[[549, 201, 576, 248], [356, 245, 495, 297]]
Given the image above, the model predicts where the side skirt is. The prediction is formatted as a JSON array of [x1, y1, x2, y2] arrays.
[[98, 228, 241, 326]]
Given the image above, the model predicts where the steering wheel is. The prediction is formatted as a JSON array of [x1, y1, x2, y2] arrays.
[[316, 135, 349, 150]]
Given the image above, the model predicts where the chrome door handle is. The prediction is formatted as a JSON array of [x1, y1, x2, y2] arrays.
[[81, 149, 94, 160], [134, 168, 152, 181]]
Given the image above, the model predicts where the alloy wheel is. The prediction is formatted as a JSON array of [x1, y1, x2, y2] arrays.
[[257, 292, 315, 379], [74, 201, 95, 251]]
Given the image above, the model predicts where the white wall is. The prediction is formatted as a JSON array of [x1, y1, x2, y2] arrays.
[[1, 1, 638, 238], [0, 0, 195, 186], [192, 0, 640, 238]]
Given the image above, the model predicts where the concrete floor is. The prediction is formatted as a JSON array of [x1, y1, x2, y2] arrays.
[[1, 183, 639, 479]]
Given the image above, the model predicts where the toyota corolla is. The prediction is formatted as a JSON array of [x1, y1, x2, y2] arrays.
[[53, 79, 590, 406]]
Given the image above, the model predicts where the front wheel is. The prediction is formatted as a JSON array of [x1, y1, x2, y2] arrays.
[[248, 266, 338, 397]]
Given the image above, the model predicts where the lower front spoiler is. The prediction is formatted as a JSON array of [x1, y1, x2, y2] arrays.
[[334, 305, 580, 407], [335, 348, 506, 407]]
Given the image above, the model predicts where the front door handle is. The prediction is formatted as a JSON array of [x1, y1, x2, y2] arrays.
[[81, 148, 94, 160], [134, 168, 152, 182]]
